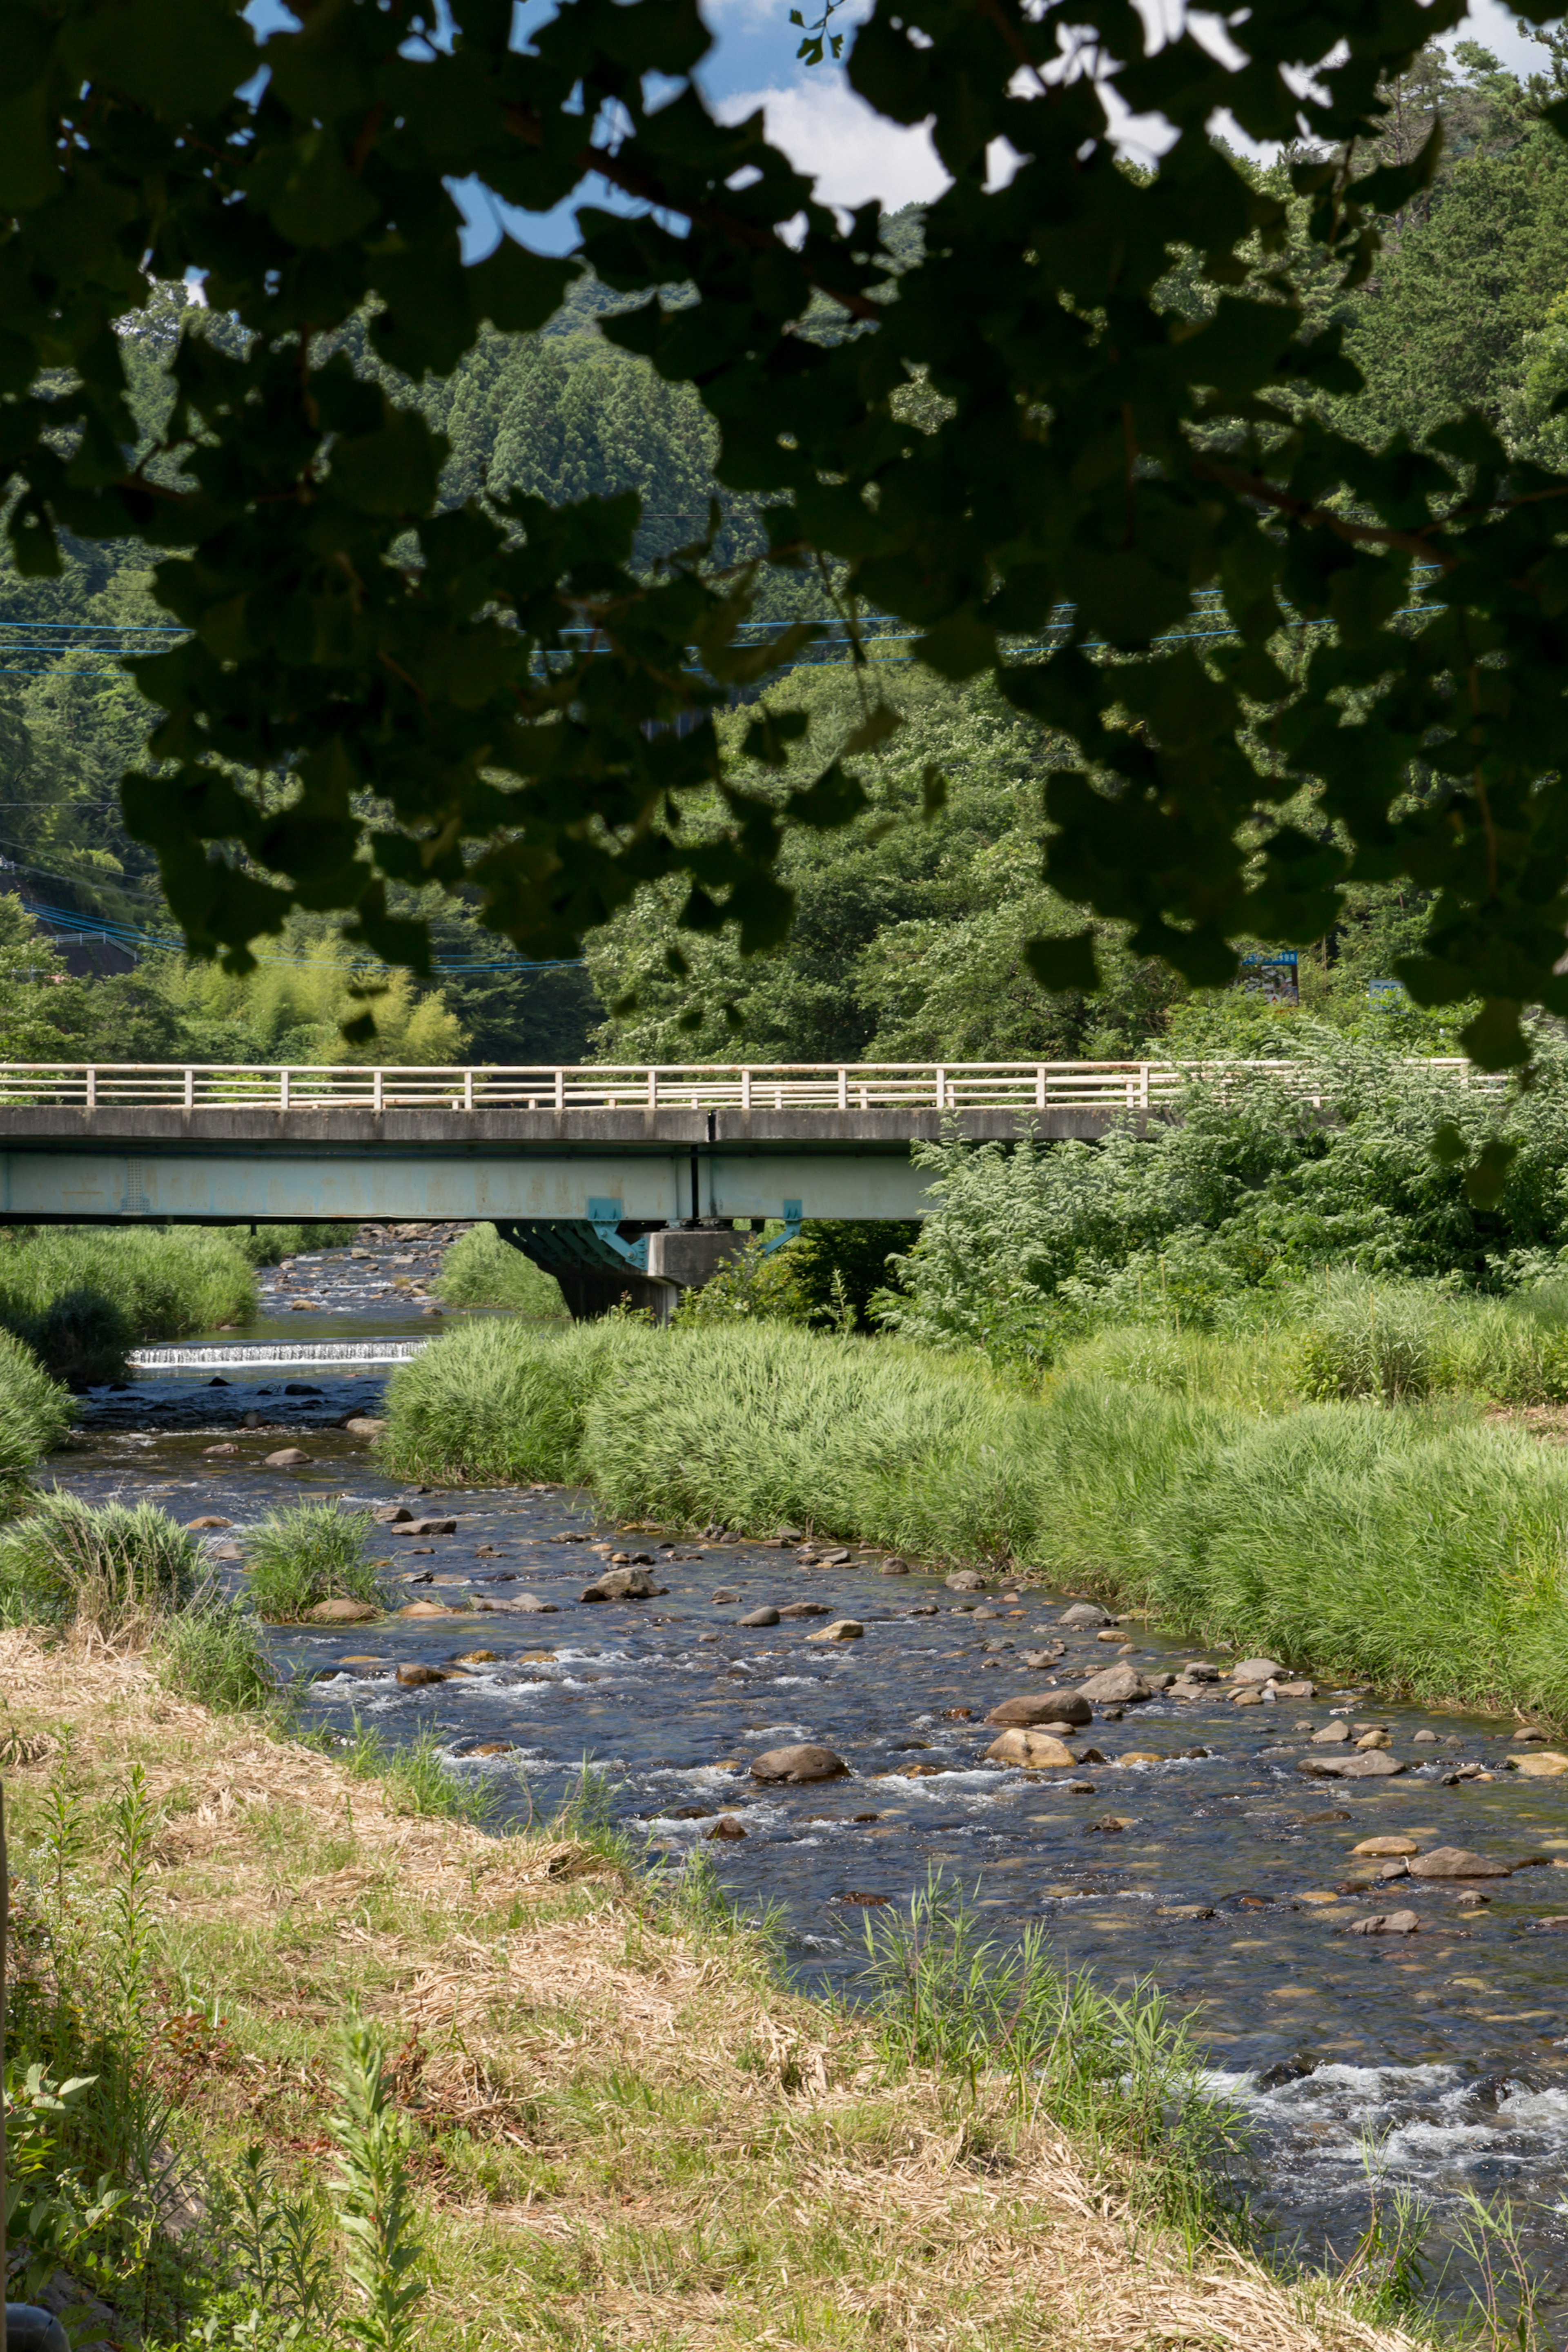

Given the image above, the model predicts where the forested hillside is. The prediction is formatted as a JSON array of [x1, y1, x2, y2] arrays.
[[4, 40, 1566, 1066]]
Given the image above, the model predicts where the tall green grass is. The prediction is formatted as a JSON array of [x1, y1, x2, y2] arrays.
[[0, 1329, 74, 1471], [245, 1500, 384, 1621], [0, 1492, 203, 1636], [383, 1316, 1568, 1719], [0, 1226, 260, 1381], [432, 1223, 566, 1318], [858, 1871, 1241, 2232]]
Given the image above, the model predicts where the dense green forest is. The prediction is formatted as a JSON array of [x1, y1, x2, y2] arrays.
[[5, 39, 1568, 1067]]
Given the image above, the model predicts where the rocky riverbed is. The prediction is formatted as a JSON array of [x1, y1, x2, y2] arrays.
[[54, 1225, 1568, 2317]]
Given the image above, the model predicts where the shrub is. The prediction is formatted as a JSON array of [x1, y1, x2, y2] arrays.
[[0, 1493, 202, 1637], [245, 1501, 383, 1621], [431, 1224, 566, 1316]]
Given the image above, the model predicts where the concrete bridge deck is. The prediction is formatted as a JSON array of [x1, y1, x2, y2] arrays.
[[0, 1054, 1493, 1230]]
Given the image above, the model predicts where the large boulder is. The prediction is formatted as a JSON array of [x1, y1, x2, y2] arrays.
[[307, 1597, 379, 1624], [580, 1566, 662, 1602], [1346, 1910, 1421, 1936], [985, 1728, 1076, 1768], [263, 1448, 312, 1468], [1408, 1845, 1512, 1879], [806, 1619, 864, 1644], [1060, 1603, 1112, 1628], [1297, 1752, 1406, 1780], [987, 1693, 1093, 1728], [945, 1571, 987, 1593], [751, 1744, 849, 1784], [1076, 1664, 1152, 1706], [1510, 1751, 1568, 1779], [1230, 1657, 1285, 1684]]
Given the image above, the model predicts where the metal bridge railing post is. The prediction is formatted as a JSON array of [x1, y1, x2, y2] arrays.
[[555, 1068, 565, 1113], [183, 1067, 194, 1111], [280, 1068, 290, 1111], [373, 1068, 383, 1115], [464, 1069, 474, 1112], [85, 1068, 95, 1112]]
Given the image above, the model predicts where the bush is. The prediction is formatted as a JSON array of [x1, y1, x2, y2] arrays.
[[875, 1033, 1568, 1370], [431, 1224, 566, 1316], [245, 1501, 384, 1621], [155, 1599, 276, 1711], [0, 1493, 202, 1637], [673, 1222, 917, 1333]]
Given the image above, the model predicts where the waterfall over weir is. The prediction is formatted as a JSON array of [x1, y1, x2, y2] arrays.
[[129, 1339, 430, 1372]]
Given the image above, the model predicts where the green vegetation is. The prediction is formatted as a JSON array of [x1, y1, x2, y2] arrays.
[[0, 1224, 258, 1383], [383, 1310, 1568, 1724], [0, 1330, 75, 1473], [154, 1598, 277, 1714], [860, 1872, 1239, 2236], [5, 1647, 1409, 2352], [244, 1501, 384, 1623], [0, 1220, 354, 1385], [0, 1492, 202, 1637], [430, 1223, 567, 1318]]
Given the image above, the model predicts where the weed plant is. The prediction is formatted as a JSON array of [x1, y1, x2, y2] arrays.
[[245, 1501, 383, 1621], [857, 1871, 1243, 2239], [431, 1222, 566, 1317], [313, 1717, 498, 1824], [0, 1492, 202, 1636], [154, 1597, 276, 1712]]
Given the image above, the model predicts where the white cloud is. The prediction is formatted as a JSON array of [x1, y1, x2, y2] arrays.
[[716, 76, 949, 213]]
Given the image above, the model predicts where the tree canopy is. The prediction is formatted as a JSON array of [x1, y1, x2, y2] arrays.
[[8, 0, 1568, 1090]]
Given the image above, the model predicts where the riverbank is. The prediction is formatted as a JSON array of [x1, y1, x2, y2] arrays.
[[0, 1630, 1430, 2352], [381, 1320, 1568, 1725], [0, 1222, 352, 1386]]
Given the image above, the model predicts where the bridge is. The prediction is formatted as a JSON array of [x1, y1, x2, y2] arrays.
[[0, 1056, 1496, 1314]]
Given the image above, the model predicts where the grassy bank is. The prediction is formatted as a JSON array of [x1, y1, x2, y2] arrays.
[[0, 1222, 352, 1383], [432, 1221, 567, 1317], [383, 1318, 1568, 1723], [0, 1630, 1437, 2352]]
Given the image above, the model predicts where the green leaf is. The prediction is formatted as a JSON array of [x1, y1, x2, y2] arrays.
[[1025, 931, 1100, 993]]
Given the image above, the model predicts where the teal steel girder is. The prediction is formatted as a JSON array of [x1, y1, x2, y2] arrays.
[[0, 1147, 935, 1225]]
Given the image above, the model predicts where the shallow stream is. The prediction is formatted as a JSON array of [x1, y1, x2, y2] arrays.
[[58, 1231, 1568, 2322]]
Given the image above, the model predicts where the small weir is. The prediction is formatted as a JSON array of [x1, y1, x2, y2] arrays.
[[130, 1339, 430, 1370], [55, 1229, 1568, 2325]]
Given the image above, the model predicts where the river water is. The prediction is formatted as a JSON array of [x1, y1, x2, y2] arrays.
[[57, 1229, 1568, 2321]]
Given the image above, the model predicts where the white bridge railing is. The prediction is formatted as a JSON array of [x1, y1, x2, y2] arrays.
[[0, 1057, 1507, 1112]]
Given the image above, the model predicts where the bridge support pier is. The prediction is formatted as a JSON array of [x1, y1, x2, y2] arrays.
[[496, 1218, 752, 1324]]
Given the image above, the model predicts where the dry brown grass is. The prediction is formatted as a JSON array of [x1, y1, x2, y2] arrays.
[[0, 1631, 1432, 2352]]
